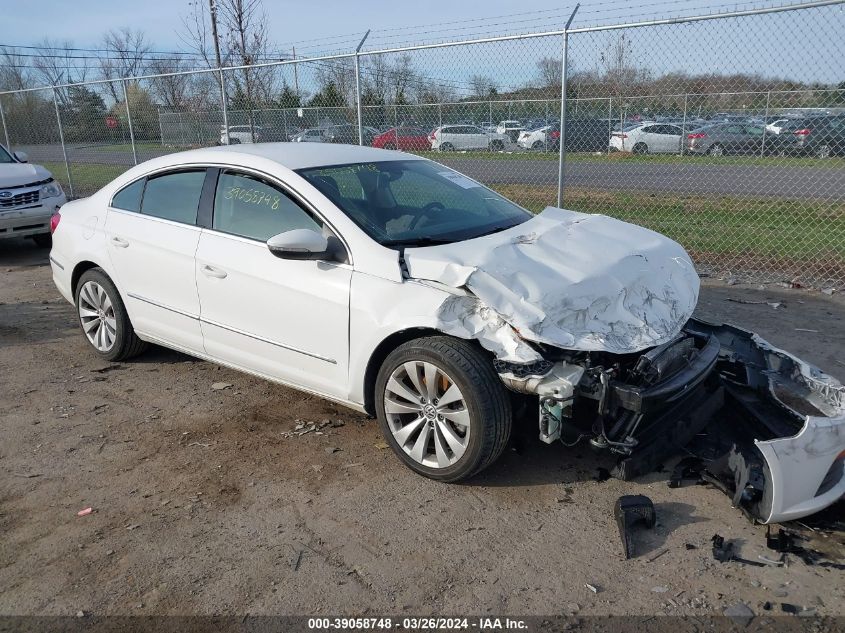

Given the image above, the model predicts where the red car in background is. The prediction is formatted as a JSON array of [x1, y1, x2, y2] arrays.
[[371, 127, 431, 151]]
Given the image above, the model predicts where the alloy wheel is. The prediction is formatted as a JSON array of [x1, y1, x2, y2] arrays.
[[383, 361, 470, 469], [78, 280, 117, 352]]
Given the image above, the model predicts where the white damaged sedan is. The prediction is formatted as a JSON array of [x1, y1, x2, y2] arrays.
[[49, 143, 845, 523]]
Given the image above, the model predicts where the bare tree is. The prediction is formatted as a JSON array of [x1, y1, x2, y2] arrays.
[[469, 74, 498, 98], [0, 47, 33, 91], [536, 56, 562, 89], [33, 39, 90, 86], [147, 58, 193, 108], [99, 28, 151, 100]]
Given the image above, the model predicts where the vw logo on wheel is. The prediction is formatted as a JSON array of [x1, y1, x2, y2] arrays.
[[0, 191, 12, 199]]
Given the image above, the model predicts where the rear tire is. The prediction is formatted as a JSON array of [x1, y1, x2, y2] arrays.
[[708, 144, 724, 157], [375, 336, 512, 482], [632, 142, 648, 155], [531, 140, 544, 150], [75, 268, 147, 362], [816, 145, 832, 159], [490, 140, 504, 151], [439, 142, 455, 152]]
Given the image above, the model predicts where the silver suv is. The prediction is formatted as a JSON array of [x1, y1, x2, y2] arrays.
[[0, 145, 66, 246]]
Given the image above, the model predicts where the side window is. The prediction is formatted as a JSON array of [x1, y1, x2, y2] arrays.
[[213, 171, 321, 242], [725, 125, 744, 134], [641, 125, 657, 134], [111, 178, 145, 212], [140, 170, 205, 224]]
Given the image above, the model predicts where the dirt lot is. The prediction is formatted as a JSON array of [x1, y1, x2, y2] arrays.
[[1, 238, 844, 618]]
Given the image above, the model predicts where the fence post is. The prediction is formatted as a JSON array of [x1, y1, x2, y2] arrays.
[[52, 88, 74, 199], [157, 107, 165, 146], [121, 80, 138, 165], [556, 4, 580, 208], [354, 30, 370, 146], [760, 89, 771, 157], [607, 97, 612, 155], [438, 102, 442, 130], [681, 94, 688, 154], [0, 97, 10, 150], [219, 69, 229, 145]]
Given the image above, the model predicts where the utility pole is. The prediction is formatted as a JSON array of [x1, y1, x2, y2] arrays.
[[292, 46, 300, 98], [209, 0, 229, 141]]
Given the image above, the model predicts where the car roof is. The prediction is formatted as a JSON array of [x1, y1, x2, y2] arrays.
[[148, 143, 424, 171]]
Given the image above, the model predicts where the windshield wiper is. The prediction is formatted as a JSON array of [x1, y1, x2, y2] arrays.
[[473, 223, 519, 238], [382, 237, 456, 247]]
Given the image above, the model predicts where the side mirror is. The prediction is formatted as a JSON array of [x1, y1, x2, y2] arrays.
[[267, 229, 330, 260], [13, 151, 28, 163]]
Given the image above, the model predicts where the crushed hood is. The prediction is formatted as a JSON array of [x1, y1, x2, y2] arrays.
[[405, 207, 700, 357], [0, 163, 52, 189]]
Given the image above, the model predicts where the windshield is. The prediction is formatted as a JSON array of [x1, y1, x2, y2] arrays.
[[0, 145, 14, 163], [297, 160, 531, 247]]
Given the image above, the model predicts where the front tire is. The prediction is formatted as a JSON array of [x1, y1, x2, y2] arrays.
[[75, 268, 147, 362], [816, 144, 832, 159], [375, 336, 512, 482], [708, 144, 725, 157], [490, 139, 504, 151]]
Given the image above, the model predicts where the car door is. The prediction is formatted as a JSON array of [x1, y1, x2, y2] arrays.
[[658, 124, 683, 153], [194, 168, 352, 399], [465, 125, 487, 149], [743, 125, 765, 154], [104, 169, 207, 352], [722, 125, 746, 153]]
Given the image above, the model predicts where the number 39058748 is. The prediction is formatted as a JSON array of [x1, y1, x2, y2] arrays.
[[225, 185, 281, 210]]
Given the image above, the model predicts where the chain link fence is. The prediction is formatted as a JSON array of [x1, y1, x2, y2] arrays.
[[1, 0, 843, 284]]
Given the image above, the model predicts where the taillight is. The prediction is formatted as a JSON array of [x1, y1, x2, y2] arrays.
[[429, 130, 436, 140], [793, 128, 811, 136], [612, 133, 628, 139], [687, 133, 707, 139], [50, 210, 61, 234], [550, 130, 560, 139]]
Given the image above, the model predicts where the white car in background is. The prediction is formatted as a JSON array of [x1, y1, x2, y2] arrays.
[[48, 143, 845, 524], [291, 128, 326, 143], [609, 122, 683, 154], [765, 118, 791, 135], [429, 125, 509, 151], [220, 125, 262, 145], [0, 144, 66, 246], [495, 120, 525, 142], [517, 125, 552, 150]]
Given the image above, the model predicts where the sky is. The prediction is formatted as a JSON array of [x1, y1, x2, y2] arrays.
[[0, 0, 842, 93]]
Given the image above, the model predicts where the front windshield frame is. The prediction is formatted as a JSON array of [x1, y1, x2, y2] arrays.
[[0, 145, 15, 163], [296, 159, 532, 248]]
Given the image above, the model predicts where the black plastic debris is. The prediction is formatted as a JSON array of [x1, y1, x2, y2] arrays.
[[615, 495, 656, 559], [668, 456, 705, 488], [781, 603, 800, 615], [711, 534, 765, 567], [766, 526, 845, 570]]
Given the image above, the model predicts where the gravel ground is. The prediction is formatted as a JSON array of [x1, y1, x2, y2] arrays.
[[1, 237, 844, 618]]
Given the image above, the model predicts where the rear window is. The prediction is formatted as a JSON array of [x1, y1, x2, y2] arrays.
[[140, 170, 205, 225], [111, 179, 145, 212]]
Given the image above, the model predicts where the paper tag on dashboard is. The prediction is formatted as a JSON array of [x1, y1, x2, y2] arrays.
[[438, 171, 481, 189]]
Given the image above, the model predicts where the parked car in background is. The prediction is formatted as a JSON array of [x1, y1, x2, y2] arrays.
[[517, 125, 552, 150], [372, 127, 430, 151], [479, 121, 497, 133], [776, 115, 845, 158], [0, 144, 66, 247], [495, 120, 524, 142], [429, 125, 509, 151], [685, 123, 768, 156], [291, 128, 326, 143], [324, 124, 375, 146], [220, 125, 262, 145], [610, 122, 684, 154], [765, 118, 792, 135]]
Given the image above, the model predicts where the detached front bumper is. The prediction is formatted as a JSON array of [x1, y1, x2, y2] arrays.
[[685, 320, 845, 524]]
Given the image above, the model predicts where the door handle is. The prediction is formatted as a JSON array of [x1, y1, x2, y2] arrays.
[[111, 236, 129, 248], [201, 264, 228, 279]]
